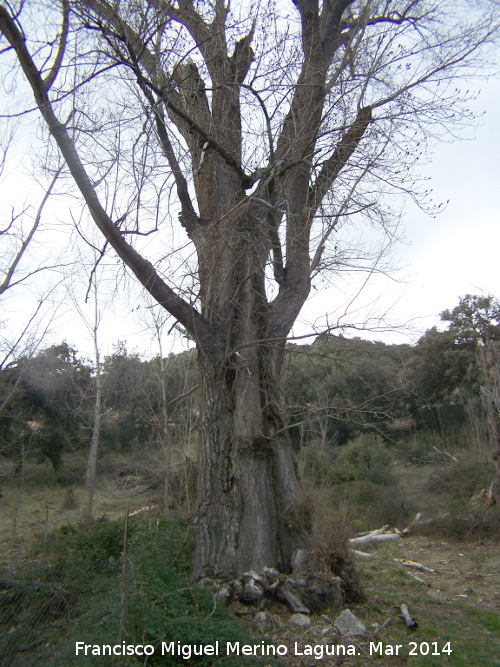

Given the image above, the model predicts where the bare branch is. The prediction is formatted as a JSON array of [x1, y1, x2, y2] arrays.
[[43, 0, 70, 90], [308, 105, 372, 214], [0, 4, 219, 353], [0, 168, 62, 296]]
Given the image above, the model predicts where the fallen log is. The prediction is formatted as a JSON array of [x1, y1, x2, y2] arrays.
[[356, 525, 389, 537], [353, 550, 376, 558], [400, 604, 418, 629], [373, 618, 392, 635], [350, 532, 400, 546], [432, 445, 459, 463], [407, 572, 429, 586]]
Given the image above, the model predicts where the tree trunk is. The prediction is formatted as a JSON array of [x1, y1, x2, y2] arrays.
[[84, 368, 102, 525], [192, 345, 304, 578], [191, 204, 307, 578], [84, 308, 103, 526]]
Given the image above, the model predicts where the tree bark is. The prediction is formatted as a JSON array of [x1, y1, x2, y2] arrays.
[[84, 306, 103, 526], [193, 341, 303, 577]]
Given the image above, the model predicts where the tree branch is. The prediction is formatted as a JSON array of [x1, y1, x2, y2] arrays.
[[43, 0, 69, 90], [0, 4, 219, 353], [0, 169, 62, 296], [308, 105, 372, 213]]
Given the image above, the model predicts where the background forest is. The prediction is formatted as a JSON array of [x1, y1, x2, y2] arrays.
[[1, 293, 498, 515]]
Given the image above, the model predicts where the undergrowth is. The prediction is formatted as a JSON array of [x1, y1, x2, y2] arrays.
[[0, 516, 280, 666]]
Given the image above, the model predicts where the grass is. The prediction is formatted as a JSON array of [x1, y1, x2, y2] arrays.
[[1, 450, 499, 667], [1, 515, 282, 666], [346, 538, 500, 666]]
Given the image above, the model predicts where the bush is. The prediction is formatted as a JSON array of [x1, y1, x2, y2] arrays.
[[308, 496, 365, 603], [410, 505, 500, 541], [333, 434, 395, 486], [329, 480, 410, 530], [297, 445, 336, 485], [426, 459, 495, 500]]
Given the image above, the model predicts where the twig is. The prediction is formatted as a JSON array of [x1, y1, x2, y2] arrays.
[[373, 617, 392, 635], [119, 503, 130, 644]]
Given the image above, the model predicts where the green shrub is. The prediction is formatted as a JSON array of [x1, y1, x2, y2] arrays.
[[2, 516, 280, 667], [325, 479, 410, 531], [297, 445, 336, 485], [126, 528, 276, 666], [333, 434, 395, 486]]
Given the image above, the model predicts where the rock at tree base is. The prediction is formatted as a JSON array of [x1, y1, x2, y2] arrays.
[[277, 579, 310, 614], [254, 611, 268, 633]]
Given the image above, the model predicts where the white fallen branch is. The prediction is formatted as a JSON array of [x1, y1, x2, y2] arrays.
[[129, 506, 149, 517], [400, 604, 418, 629], [401, 512, 423, 535], [350, 530, 400, 546], [353, 550, 376, 558], [356, 524, 389, 537], [394, 558, 436, 574], [487, 478, 498, 505], [373, 617, 392, 635], [432, 445, 459, 463], [407, 572, 429, 586]]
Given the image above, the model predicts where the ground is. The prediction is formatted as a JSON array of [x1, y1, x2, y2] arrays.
[[1, 453, 499, 666], [228, 535, 500, 667]]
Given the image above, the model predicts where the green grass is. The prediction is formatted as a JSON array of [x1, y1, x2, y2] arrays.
[[349, 543, 500, 667], [0, 516, 282, 667]]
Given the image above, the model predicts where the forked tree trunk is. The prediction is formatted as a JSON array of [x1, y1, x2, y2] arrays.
[[192, 345, 303, 578], [191, 208, 307, 577]]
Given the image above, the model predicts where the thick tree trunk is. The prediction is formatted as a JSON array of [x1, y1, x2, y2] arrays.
[[191, 205, 307, 578], [192, 346, 303, 578]]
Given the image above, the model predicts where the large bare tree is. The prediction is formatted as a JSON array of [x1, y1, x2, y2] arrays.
[[1, 0, 498, 576]]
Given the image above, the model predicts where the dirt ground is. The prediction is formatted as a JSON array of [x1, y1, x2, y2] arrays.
[[228, 534, 499, 667]]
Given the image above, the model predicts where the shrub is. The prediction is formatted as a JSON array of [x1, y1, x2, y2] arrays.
[[329, 480, 410, 530], [2, 516, 280, 666], [308, 497, 365, 603], [297, 445, 336, 485], [333, 434, 395, 486]]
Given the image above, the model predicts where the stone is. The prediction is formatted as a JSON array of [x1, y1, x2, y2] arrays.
[[241, 572, 264, 603], [261, 567, 280, 591], [303, 575, 342, 613], [196, 577, 214, 588], [290, 613, 311, 629], [228, 579, 243, 599], [277, 579, 310, 614], [254, 611, 268, 633], [334, 609, 366, 637], [215, 584, 230, 600], [291, 548, 309, 572]]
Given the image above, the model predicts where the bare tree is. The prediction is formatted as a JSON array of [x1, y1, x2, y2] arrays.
[[1, 0, 498, 576], [70, 267, 106, 525]]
